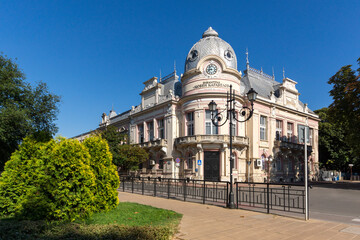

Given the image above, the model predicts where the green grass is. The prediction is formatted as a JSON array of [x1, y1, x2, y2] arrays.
[[83, 202, 182, 226], [0, 202, 183, 240]]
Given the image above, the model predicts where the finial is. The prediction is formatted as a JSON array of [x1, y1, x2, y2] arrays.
[[246, 48, 249, 69], [112, 103, 114, 112], [174, 60, 176, 74], [283, 67, 285, 79], [160, 69, 162, 81], [272, 67, 275, 80], [261, 67, 263, 73]]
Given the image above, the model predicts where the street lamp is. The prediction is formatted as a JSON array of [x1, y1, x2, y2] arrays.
[[208, 85, 257, 209], [349, 164, 354, 181]]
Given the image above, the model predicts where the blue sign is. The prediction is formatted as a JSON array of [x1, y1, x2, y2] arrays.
[[197, 160, 202, 165], [175, 158, 180, 163], [195, 168, 198, 172]]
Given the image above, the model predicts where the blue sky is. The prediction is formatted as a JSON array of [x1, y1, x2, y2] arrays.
[[1, 0, 359, 138]]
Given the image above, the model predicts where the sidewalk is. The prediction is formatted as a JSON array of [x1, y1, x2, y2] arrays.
[[118, 192, 360, 240]]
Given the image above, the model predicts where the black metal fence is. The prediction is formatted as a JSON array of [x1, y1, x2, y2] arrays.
[[235, 182, 308, 216], [120, 176, 229, 206], [119, 176, 308, 218]]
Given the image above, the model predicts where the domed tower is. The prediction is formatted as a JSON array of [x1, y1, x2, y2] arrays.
[[176, 27, 248, 182], [181, 27, 241, 98]]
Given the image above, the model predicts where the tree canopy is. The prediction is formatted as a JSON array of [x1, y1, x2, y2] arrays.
[[100, 126, 148, 172], [0, 54, 60, 170], [316, 58, 360, 172]]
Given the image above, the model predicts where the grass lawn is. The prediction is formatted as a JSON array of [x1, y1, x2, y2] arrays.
[[0, 202, 182, 240]]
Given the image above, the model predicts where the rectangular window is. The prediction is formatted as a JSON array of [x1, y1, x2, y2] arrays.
[[287, 122, 293, 142], [260, 116, 267, 140], [157, 119, 165, 139], [276, 120, 282, 141], [277, 159, 282, 171], [187, 153, 193, 169], [288, 160, 293, 171], [159, 159, 164, 170], [231, 112, 237, 136], [309, 128, 313, 146], [147, 121, 154, 141], [186, 112, 194, 136], [138, 124, 144, 143], [205, 110, 218, 135]]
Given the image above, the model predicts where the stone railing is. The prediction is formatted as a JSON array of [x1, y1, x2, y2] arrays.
[[175, 135, 248, 146], [134, 138, 168, 149]]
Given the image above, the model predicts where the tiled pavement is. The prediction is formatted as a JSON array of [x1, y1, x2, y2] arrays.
[[118, 192, 360, 240]]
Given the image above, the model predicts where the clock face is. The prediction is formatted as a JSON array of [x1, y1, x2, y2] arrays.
[[206, 64, 217, 75]]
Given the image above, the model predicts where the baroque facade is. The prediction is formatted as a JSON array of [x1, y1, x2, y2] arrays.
[[75, 27, 319, 183]]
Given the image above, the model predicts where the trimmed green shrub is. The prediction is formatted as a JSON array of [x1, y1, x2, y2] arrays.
[[83, 135, 119, 211], [0, 136, 120, 221]]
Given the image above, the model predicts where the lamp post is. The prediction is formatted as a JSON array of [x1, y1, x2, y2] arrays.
[[349, 164, 354, 181], [208, 85, 257, 209]]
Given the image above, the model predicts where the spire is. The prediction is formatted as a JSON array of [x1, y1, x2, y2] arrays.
[[174, 60, 177, 74], [246, 48, 249, 70], [202, 27, 219, 38], [283, 67, 286, 79], [272, 67, 275, 80], [261, 67, 263, 73], [160, 69, 162, 81]]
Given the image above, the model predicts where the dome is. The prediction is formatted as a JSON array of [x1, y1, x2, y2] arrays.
[[184, 27, 237, 73]]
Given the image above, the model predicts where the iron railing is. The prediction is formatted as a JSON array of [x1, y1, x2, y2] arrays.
[[119, 176, 308, 218], [235, 182, 308, 215], [120, 176, 229, 206]]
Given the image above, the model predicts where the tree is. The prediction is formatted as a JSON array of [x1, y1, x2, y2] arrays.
[[314, 108, 352, 172], [0, 54, 60, 170], [0, 136, 119, 221], [100, 126, 148, 173], [325, 57, 360, 171]]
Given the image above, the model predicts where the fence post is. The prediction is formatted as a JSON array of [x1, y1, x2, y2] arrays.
[[142, 177, 144, 195], [184, 179, 187, 201], [236, 183, 239, 209], [131, 177, 134, 193], [122, 177, 125, 192], [168, 179, 170, 199], [154, 178, 157, 197], [203, 180, 206, 204], [267, 183, 270, 214], [226, 182, 229, 205], [283, 186, 286, 211]]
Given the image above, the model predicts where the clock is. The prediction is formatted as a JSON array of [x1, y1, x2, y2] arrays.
[[206, 64, 217, 75]]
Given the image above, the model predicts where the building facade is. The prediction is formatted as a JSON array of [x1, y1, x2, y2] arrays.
[[75, 27, 319, 183]]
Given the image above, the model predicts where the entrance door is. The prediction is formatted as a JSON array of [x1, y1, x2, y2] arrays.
[[204, 151, 220, 181]]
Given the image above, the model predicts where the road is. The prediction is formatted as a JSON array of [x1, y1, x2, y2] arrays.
[[310, 182, 360, 225]]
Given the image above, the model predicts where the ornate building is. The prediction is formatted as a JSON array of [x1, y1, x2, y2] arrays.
[[74, 27, 319, 183]]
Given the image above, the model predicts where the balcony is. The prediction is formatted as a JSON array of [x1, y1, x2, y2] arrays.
[[274, 139, 312, 153], [175, 135, 249, 147], [134, 138, 168, 149]]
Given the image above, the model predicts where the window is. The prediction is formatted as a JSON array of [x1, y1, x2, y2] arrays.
[[276, 120, 282, 140], [288, 159, 293, 171], [147, 121, 154, 141], [205, 110, 218, 135], [187, 153, 193, 169], [309, 128, 313, 146], [186, 112, 194, 136], [287, 122, 293, 142], [158, 157, 164, 170], [157, 119, 165, 139], [260, 116, 267, 140], [231, 112, 237, 136], [138, 124, 144, 143], [276, 158, 282, 171]]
